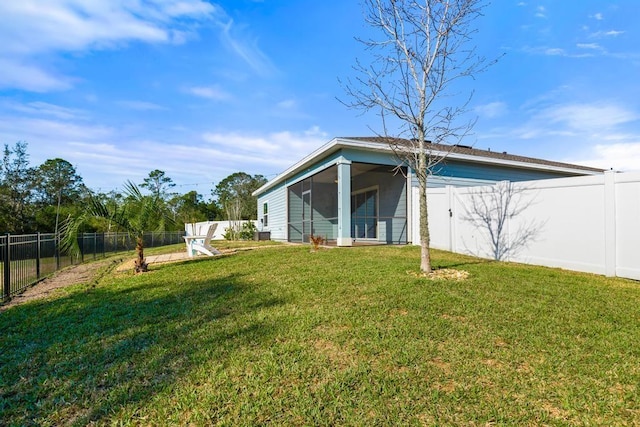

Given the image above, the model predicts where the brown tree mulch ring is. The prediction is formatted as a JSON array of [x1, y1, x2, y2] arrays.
[[408, 268, 470, 281]]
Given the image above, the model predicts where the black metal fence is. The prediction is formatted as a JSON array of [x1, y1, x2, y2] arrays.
[[1, 231, 185, 303]]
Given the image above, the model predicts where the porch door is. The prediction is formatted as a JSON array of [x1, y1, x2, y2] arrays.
[[302, 190, 311, 243], [351, 189, 377, 239]]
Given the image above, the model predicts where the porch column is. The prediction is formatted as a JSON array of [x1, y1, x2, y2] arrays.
[[336, 158, 352, 246]]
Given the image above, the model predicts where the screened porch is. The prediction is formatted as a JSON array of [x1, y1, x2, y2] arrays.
[[287, 163, 408, 244]]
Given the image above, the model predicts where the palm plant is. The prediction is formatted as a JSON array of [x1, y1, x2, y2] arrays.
[[61, 181, 173, 273]]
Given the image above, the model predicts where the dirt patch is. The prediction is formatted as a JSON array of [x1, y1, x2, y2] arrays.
[[1, 259, 121, 312]]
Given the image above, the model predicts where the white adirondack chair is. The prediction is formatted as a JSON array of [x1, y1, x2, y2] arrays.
[[184, 223, 221, 257]]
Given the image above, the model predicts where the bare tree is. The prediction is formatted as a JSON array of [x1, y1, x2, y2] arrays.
[[224, 198, 243, 240], [342, 0, 493, 272], [462, 181, 545, 261]]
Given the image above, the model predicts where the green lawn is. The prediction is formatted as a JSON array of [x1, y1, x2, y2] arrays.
[[1, 244, 639, 425]]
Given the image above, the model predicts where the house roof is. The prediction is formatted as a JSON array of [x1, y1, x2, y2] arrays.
[[253, 136, 604, 196]]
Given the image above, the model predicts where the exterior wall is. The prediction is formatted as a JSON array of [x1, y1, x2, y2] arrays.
[[340, 148, 399, 166], [413, 159, 583, 189], [256, 185, 288, 240], [436, 159, 585, 182], [420, 171, 640, 281]]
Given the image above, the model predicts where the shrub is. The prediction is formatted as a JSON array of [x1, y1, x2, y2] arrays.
[[224, 221, 257, 241]]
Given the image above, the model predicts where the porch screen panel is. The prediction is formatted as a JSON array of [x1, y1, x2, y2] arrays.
[[365, 191, 377, 238], [311, 180, 338, 240], [288, 184, 303, 242], [302, 191, 311, 243], [351, 189, 377, 239]]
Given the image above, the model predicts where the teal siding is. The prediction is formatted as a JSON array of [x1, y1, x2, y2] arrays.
[[257, 185, 287, 241], [340, 148, 399, 166], [436, 160, 581, 182], [411, 159, 581, 189]]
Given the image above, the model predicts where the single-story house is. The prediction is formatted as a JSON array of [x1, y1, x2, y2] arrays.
[[252, 137, 602, 246]]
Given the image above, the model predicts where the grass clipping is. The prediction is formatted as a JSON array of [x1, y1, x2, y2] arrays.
[[409, 268, 470, 281]]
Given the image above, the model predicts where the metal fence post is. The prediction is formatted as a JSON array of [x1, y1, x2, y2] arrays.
[[3, 233, 11, 301], [36, 232, 41, 279], [55, 232, 60, 270], [79, 233, 84, 263]]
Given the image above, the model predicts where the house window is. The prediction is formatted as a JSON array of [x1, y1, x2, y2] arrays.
[[263, 202, 268, 227]]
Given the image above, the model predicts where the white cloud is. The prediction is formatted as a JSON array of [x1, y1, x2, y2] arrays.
[[185, 85, 231, 100], [475, 101, 508, 119], [0, 0, 217, 92], [0, 59, 72, 92], [535, 6, 547, 19], [492, 98, 640, 171], [4, 100, 87, 120], [0, 99, 331, 191], [0, 115, 114, 143], [592, 13, 604, 21], [217, 19, 277, 77], [538, 103, 638, 131], [568, 142, 640, 172], [590, 30, 625, 38], [544, 48, 566, 56], [117, 100, 167, 111], [201, 127, 329, 168], [577, 43, 602, 51], [277, 99, 297, 110]]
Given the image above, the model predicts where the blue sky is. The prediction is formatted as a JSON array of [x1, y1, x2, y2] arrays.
[[0, 1, 639, 193]]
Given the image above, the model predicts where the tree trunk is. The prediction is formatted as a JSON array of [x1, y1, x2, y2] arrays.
[[418, 142, 432, 273], [134, 236, 148, 273], [419, 179, 432, 273]]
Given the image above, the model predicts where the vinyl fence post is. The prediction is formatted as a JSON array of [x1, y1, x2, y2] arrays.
[[604, 171, 616, 277], [3, 233, 11, 301]]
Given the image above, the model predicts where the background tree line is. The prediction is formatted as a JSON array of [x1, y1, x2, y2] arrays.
[[0, 142, 267, 234]]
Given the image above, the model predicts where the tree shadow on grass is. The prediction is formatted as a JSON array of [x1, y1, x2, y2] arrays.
[[0, 269, 286, 426]]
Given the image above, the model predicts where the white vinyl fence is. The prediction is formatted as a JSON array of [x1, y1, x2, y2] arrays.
[[414, 171, 640, 280], [185, 220, 258, 240]]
